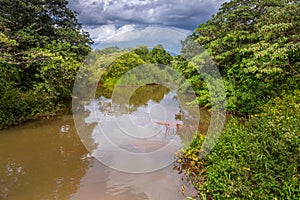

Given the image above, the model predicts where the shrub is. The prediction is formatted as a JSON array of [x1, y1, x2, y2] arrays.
[[177, 91, 300, 199]]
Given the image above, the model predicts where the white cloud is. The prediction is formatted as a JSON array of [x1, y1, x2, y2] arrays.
[[83, 24, 138, 42], [85, 25, 117, 41], [68, 0, 227, 52], [87, 25, 191, 54]]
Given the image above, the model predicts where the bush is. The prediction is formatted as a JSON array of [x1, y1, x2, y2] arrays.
[[177, 91, 300, 199], [0, 85, 60, 129]]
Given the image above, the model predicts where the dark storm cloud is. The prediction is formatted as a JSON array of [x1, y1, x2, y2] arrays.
[[68, 0, 226, 30], [67, 0, 226, 50]]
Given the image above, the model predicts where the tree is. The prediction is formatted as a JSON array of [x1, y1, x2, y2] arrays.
[[0, 0, 92, 128], [0, 0, 91, 58], [192, 0, 300, 114], [147, 44, 173, 65], [133, 45, 150, 61], [100, 52, 145, 89]]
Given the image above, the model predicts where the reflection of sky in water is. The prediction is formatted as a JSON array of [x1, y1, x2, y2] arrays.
[[0, 112, 197, 200], [72, 89, 198, 199], [71, 159, 196, 200], [83, 90, 186, 173]]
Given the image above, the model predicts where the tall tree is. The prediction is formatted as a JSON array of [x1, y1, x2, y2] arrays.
[[148, 44, 173, 65], [0, 0, 92, 128], [0, 0, 91, 58], [191, 0, 300, 114]]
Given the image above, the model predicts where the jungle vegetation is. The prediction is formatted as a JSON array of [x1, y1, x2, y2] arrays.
[[0, 0, 92, 128], [0, 0, 299, 199], [175, 0, 300, 199]]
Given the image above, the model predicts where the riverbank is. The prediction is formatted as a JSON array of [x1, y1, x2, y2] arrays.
[[0, 99, 73, 130], [176, 91, 300, 199]]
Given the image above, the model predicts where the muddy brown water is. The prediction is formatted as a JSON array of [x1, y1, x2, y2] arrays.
[[0, 85, 211, 200]]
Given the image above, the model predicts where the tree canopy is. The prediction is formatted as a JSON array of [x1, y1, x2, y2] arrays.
[[176, 1, 300, 199], [0, 0, 92, 128], [191, 0, 300, 114]]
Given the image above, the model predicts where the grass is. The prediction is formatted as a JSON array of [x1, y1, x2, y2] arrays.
[[176, 90, 300, 199]]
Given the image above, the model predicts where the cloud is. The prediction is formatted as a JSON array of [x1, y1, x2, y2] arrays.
[[88, 25, 191, 54], [67, 0, 226, 50], [68, 0, 226, 30]]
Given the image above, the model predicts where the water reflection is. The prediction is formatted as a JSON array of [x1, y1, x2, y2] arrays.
[[80, 85, 198, 173], [71, 160, 193, 200], [0, 116, 195, 200], [0, 85, 208, 199]]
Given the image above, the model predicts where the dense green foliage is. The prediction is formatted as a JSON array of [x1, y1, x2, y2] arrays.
[[1, 1, 299, 198], [100, 51, 146, 89], [183, 0, 300, 114], [0, 0, 91, 128], [90, 45, 174, 90], [176, 0, 300, 199], [178, 91, 300, 199]]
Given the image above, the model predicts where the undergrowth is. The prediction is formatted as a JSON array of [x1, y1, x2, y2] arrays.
[[176, 91, 300, 199]]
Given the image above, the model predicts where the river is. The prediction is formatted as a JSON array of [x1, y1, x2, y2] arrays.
[[0, 85, 211, 200]]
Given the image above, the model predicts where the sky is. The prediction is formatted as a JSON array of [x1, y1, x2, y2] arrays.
[[67, 0, 226, 53]]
